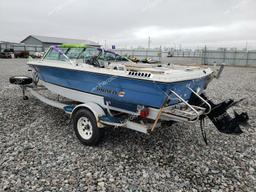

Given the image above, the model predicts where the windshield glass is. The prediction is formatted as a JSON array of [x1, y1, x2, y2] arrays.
[[65, 48, 84, 59], [79, 47, 101, 60], [44, 48, 59, 60], [59, 48, 68, 60], [43, 46, 128, 63], [99, 50, 128, 62], [44, 47, 68, 60], [104, 51, 116, 61]]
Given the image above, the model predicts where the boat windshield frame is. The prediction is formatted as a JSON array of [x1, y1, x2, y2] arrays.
[[43, 45, 129, 63]]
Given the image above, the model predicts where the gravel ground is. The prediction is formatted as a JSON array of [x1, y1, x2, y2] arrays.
[[0, 59, 255, 191]]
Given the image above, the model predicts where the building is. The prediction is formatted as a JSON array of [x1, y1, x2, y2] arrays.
[[0, 41, 21, 52], [0, 40, 44, 53], [21, 35, 100, 50]]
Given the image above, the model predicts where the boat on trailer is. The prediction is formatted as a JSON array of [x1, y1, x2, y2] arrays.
[[10, 44, 249, 145]]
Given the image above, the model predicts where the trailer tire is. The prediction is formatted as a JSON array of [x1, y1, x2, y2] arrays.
[[9, 76, 33, 85], [73, 108, 104, 146]]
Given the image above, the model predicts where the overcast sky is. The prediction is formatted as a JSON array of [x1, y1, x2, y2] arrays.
[[0, 0, 256, 48]]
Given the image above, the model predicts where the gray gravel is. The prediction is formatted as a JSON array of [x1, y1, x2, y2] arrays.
[[0, 59, 255, 191]]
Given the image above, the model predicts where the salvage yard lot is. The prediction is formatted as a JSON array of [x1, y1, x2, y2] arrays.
[[0, 59, 255, 191]]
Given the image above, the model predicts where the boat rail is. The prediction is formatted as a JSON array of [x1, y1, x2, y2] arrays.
[[151, 87, 212, 131]]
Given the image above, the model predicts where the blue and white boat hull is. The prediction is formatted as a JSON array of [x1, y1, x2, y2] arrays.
[[30, 65, 210, 111]]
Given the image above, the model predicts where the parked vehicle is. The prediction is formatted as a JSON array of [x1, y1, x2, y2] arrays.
[[14, 50, 29, 58], [10, 44, 249, 145], [0, 49, 14, 58], [30, 52, 44, 59], [0, 51, 12, 58]]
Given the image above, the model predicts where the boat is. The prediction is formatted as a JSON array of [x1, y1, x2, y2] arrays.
[[9, 44, 249, 145], [27, 44, 212, 110], [140, 57, 159, 64]]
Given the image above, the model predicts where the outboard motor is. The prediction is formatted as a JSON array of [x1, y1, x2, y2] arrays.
[[189, 94, 249, 135]]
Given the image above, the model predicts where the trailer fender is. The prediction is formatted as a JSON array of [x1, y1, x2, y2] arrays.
[[71, 103, 106, 128]]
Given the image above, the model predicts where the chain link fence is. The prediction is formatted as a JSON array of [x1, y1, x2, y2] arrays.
[[114, 47, 256, 67], [114, 48, 162, 62]]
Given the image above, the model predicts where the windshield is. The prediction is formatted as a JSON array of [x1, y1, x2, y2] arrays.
[[99, 50, 129, 62], [79, 48, 129, 62], [44, 47, 68, 60], [66, 48, 84, 59], [44, 46, 129, 63], [79, 47, 101, 61]]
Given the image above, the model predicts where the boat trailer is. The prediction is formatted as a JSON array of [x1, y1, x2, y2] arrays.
[[9, 75, 249, 145]]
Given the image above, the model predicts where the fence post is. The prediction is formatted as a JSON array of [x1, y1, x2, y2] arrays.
[[246, 51, 249, 66], [234, 50, 237, 66], [201, 46, 207, 65], [159, 46, 162, 62], [223, 48, 226, 64]]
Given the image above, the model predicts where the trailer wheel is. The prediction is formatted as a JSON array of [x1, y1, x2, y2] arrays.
[[73, 108, 104, 146]]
